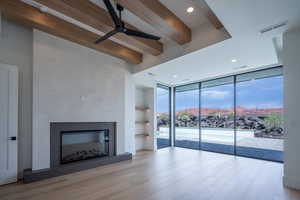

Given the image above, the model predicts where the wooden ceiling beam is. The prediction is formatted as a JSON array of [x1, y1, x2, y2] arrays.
[[35, 0, 163, 56], [117, 0, 192, 45], [0, 0, 142, 64]]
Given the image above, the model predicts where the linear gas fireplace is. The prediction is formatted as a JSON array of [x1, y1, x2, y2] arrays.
[[60, 130, 110, 164]]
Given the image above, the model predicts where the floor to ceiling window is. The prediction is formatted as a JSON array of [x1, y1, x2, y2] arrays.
[[236, 68, 283, 162], [175, 83, 200, 149], [170, 66, 283, 162], [201, 77, 235, 154], [156, 84, 171, 149]]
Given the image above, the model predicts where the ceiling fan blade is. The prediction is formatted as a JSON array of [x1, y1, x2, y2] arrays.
[[95, 29, 118, 44], [103, 0, 121, 27], [124, 29, 161, 40]]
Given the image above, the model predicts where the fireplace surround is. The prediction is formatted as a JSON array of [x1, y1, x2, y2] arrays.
[[50, 122, 116, 168], [23, 122, 132, 183]]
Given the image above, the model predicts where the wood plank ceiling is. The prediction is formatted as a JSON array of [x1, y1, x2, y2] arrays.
[[0, 0, 224, 64]]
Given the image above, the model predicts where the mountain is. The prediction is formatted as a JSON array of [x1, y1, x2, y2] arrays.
[[174, 107, 283, 115]]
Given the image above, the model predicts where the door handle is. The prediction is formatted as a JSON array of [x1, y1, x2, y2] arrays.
[[10, 136, 17, 141]]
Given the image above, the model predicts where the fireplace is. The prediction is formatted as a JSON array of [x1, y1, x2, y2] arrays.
[[23, 122, 132, 183], [60, 130, 110, 164], [50, 122, 116, 168]]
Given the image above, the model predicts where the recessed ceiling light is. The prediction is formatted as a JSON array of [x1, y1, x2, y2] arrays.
[[173, 74, 178, 78], [187, 7, 194, 13], [231, 59, 237, 63]]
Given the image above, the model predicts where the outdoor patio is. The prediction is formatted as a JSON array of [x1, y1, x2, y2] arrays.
[[157, 127, 283, 162]]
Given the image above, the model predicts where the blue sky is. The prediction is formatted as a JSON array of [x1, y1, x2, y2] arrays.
[[157, 76, 283, 112]]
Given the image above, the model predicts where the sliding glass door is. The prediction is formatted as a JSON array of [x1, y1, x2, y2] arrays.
[[175, 84, 200, 149], [201, 77, 235, 154], [170, 66, 283, 162], [156, 84, 171, 149], [236, 68, 283, 161]]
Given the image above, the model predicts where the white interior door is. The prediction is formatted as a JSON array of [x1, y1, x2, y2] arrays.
[[0, 63, 18, 185]]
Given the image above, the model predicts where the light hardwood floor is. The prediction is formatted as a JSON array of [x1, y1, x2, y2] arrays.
[[1, 148, 300, 200]]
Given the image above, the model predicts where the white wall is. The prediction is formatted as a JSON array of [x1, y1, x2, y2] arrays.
[[283, 26, 300, 190], [32, 30, 135, 170], [124, 71, 136, 154], [0, 18, 33, 176]]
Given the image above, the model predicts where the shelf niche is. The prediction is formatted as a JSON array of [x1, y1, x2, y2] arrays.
[[134, 87, 154, 152]]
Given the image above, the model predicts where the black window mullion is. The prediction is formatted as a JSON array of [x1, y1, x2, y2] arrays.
[[173, 87, 176, 147], [234, 75, 237, 155], [199, 82, 202, 150], [168, 87, 172, 147]]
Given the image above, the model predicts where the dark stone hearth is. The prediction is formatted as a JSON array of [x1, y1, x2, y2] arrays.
[[23, 153, 132, 183]]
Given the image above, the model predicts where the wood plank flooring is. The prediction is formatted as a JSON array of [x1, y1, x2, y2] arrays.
[[1, 147, 300, 200]]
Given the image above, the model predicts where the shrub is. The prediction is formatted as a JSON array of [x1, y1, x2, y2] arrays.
[[264, 113, 283, 128]]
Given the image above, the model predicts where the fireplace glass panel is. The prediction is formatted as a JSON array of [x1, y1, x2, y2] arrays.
[[61, 130, 109, 164]]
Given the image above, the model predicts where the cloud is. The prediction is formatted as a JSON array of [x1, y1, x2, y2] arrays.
[[202, 90, 230, 99]]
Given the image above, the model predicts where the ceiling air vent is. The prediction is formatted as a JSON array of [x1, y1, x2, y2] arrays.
[[260, 21, 288, 34]]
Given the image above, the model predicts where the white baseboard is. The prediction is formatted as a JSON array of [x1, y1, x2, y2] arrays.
[[283, 175, 300, 190]]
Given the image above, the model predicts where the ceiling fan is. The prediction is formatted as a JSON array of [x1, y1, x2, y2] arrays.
[[95, 0, 161, 44]]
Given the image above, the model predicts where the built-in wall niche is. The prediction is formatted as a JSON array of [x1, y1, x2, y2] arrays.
[[135, 107, 150, 137], [134, 87, 155, 151]]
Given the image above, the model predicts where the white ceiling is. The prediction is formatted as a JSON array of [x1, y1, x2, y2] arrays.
[[134, 0, 300, 87], [160, 0, 208, 30]]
